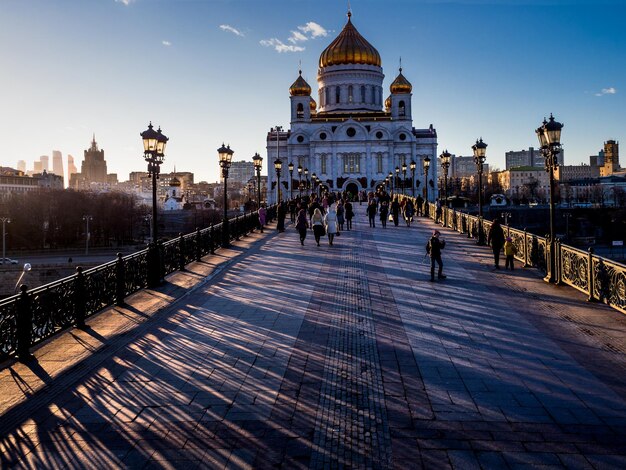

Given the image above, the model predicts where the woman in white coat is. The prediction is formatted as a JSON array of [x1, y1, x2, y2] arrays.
[[325, 205, 339, 246]]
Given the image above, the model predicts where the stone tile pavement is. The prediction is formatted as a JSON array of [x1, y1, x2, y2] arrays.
[[1, 210, 625, 469]]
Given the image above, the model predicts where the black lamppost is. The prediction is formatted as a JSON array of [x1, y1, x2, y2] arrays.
[[440, 149, 451, 206], [297, 164, 303, 197], [288, 162, 294, 200], [410, 160, 416, 197], [388, 172, 393, 193], [536, 114, 564, 283], [141, 122, 168, 244], [304, 168, 309, 194], [385, 176, 390, 192], [402, 162, 407, 195], [218, 143, 234, 248], [423, 156, 431, 216], [311, 173, 317, 197], [252, 152, 263, 207], [395, 166, 400, 195], [274, 158, 283, 202], [472, 138, 487, 245]]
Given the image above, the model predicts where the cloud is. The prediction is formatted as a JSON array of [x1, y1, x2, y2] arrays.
[[115, 0, 134, 5], [220, 24, 245, 37], [595, 87, 617, 97], [263, 21, 328, 53], [260, 38, 305, 53], [298, 22, 328, 39], [162, 40, 171, 46]]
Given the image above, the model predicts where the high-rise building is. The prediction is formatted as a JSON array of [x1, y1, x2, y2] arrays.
[[67, 155, 77, 178], [506, 147, 564, 169], [16, 160, 26, 174], [227, 161, 255, 184], [600, 140, 619, 176], [39, 155, 49, 172], [80, 134, 108, 184], [452, 156, 489, 178], [33, 161, 43, 174], [52, 150, 64, 180]]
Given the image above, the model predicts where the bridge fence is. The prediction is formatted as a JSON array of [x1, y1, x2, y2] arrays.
[[0, 206, 277, 361]]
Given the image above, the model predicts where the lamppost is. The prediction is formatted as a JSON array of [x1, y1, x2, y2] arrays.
[[440, 150, 451, 206], [274, 158, 283, 202], [536, 114, 564, 283], [311, 173, 317, 198], [1, 217, 10, 263], [395, 166, 400, 195], [423, 156, 431, 216], [141, 122, 168, 244], [297, 164, 303, 197], [402, 162, 407, 195], [388, 172, 393, 193], [273, 125, 283, 203], [472, 138, 487, 245], [304, 168, 309, 195], [288, 162, 294, 200], [218, 143, 234, 248], [82, 215, 93, 255], [144, 214, 153, 243], [502, 212, 512, 236], [410, 160, 416, 197], [252, 152, 263, 207]]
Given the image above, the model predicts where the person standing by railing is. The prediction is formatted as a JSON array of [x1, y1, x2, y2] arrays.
[[488, 218, 505, 270], [258, 204, 267, 233]]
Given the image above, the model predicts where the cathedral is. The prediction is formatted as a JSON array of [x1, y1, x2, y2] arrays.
[[266, 11, 438, 203]]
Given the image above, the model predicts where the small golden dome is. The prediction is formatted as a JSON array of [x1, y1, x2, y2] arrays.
[[319, 12, 381, 68], [289, 70, 311, 96], [390, 68, 412, 94], [384, 95, 391, 111], [170, 176, 181, 187], [310, 98, 317, 113]]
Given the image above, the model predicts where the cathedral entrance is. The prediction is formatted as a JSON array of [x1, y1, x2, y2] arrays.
[[345, 182, 359, 199]]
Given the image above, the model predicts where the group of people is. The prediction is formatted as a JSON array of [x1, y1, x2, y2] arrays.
[[365, 190, 421, 229]]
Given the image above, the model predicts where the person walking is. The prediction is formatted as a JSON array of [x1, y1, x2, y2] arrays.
[[345, 200, 354, 230], [416, 194, 424, 217], [258, 204, 267, 233], [391, 198, 400, 227], [311, 208, 325, 246], [435, 198, 442, 224], [367, 200, 377, 228], [426, 229, 446, 281], [276, 201, 286, 232], [325, 205, 339, 246], [487, 218, 505, 269], [380, 201, 389, 228], [288, 199, 297, 223], [503, 236, 517, 270], [404, 198, 414, 227], [336, 201, 345, 232], [295, 208, 308, 245]]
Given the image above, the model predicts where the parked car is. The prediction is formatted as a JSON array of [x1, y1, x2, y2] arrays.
[[0, 257, 18, 264]]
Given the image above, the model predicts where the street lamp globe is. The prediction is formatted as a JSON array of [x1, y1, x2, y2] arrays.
[[141, 122, 161, 154], [472, 138, 487, 165], [288, 162, 294, 173], [410, 161, 416, 172], [274, 158, 283, 174], [423, 156, 431, 172], [218, 143, 234, 169]]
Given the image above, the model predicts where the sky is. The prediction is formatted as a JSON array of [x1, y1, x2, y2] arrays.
[[1, 0, 624, 184]]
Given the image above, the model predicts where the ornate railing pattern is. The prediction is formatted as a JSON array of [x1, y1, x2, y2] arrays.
[[0, 206, 277, 360], [414, 198, 625, 315]]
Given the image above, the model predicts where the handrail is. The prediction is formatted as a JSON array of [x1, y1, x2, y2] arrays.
[[0, 205, 278, 361]]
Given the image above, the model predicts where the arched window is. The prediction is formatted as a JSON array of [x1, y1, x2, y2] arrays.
[[361, 85, 366, 103], [348, 85, 353, 103], [399, 100, 406, 117], [297, 102, 304, 119], [335, 87, 341, 104]]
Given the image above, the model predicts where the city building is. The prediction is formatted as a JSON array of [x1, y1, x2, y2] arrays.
[[67, 155, 77, 181], [162, 176, 186, 211], [497, 166, 550, 200], [451, 155, 489, 178], [266, 11, 438, 203], [16, 160, 26, 174], [52, 150, 64, 181], [556, 164, 600, 182], [33, 161, 43, 174], [600, 140, 620, 177], [505, 147, 564, 170], [70, 135, 118, 190], [39, 155, 49, 172], [227, 161, 255, 185]]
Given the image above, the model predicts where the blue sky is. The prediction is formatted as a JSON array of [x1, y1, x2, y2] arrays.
[[1, 0, 624, 183]]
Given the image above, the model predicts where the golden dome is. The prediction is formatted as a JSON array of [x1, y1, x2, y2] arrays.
[[289, 70, 311, 96], [319, 12, 381, 68], [390, 68, 412, 94], [384, 95, 391, 111], [310, 98, 317, 113]]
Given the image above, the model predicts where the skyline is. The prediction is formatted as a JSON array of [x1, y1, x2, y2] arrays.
[[1, 0, 624, 183]]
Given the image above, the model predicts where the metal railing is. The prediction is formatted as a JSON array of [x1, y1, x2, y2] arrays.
[[0, 206, 277, 361], [408, 196, 625, 315]]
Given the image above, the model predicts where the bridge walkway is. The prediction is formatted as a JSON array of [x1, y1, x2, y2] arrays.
[[1, 210, 625, 469]]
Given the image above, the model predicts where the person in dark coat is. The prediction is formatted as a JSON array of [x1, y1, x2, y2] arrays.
[[391, 198, 400, 227], [379, 202, 389, 228], [345, 200, 354, 230], [487, 218, 505, 269], [427, 230, 446, 281], [276, 201, 286, 232], [367, 200, 377, 227], [295, 208, 308, 245], [415, 195, 424, 216]]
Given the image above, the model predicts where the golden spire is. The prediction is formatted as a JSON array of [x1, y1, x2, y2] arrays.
[[319, 11, 381, 68], [289, 69, 312, 96], [390, 66, 412, 94]]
